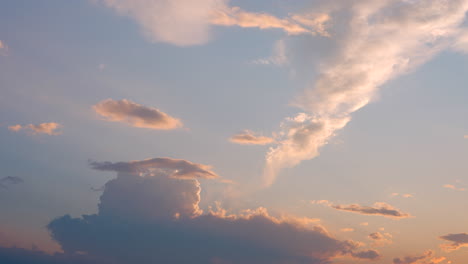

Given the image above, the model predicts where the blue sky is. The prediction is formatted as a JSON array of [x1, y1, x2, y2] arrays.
[[1, 1, 468, 263]]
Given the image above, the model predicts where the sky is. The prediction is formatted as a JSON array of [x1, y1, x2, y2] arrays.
[[0, 0, 468, 263]]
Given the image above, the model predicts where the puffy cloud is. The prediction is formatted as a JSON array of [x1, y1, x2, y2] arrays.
[[93, 99, 182, 130], [368, 232, 392, 247], [8, 123, 62, 135], [89, 157, 219, 179], [263, 0, 468, 185], [96, 0, 329, 46], [312, 200, 412, 219], [0, 176, 23, 189], [37, 166, 379, 264], [393, 250, 447, 264], [442, 184, 465, 192], [439, 233, 468, 252], [229, 130, 274, 145]]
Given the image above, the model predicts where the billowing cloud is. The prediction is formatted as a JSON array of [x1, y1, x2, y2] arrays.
[[89, 157, 218, 179], [0, 176, 23, 189], [93, 99, 182, 130], [312, 200, 412, 219], [263, 0, 468, 186], [393, 250, 448, 264], [23, 164, 379, 264], [443, 184, 465, 192], [439, 233, 468, 252], [229, 130, 274, 145], [8, 123, 62, 135], [97, 0, 329, 46]]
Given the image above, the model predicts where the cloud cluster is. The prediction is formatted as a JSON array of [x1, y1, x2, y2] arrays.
[[264, 0, 468, 185], [8, 123, 62, 135], [393, 250, 448, 264], [93, 99, 182, 130], [312, 200, 412, 219], [89, 157, 218, 179], [22, 161, 379, 264], [229, 130, 274, 145], [439, 233, 468, 252], [97, 0, 329, 46]]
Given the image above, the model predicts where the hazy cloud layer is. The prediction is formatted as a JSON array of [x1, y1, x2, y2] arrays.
[[97, 0, 329, 46], [439, 233, 468, 252], [229, 130, 274, 145], [93, 99, 182, 130], [28, 166, 379, 264], [8, 123, 62, 135], [264, 0, 468, 185], [89, 157, 218, 179], [312, 200, 412, 219]]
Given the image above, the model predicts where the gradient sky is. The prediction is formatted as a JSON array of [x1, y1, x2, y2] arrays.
[[1, 1, 468, 264]]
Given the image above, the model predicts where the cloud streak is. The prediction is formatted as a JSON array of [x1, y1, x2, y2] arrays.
[[312, 200, 412, 219], [263, 0, 468, 186], [93, 99, 182, 130], [8, 123, 62, 135], [229, 130, 274, 145]]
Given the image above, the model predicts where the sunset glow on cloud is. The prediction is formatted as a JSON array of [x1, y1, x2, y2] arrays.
[[1, 1, 468, 263]]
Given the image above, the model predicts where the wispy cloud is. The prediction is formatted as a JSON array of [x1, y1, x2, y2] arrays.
[[93, 99, 182, 130], [440, 233, 468, 252], [251, 39, 288, 66], [263, 0, 468, 186], [391, 193, 414, 198], [89, 157, 218, 179], [0, 176, 23, 189], [443, 184, 465, 192], [229, 130, 274, 145], [8, 123, 62, 135], [312, 200, 412, 219]]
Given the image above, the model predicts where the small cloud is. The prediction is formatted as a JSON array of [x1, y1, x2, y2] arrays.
[[360, 222, 369, 226], [0, 176, 23, 189], [98, 64, 106, 71], [93, 99, 182, 130], [9, 123, 62, 135], [464, 135, 468, 139], [443, 184, 465, 192], [340, 228, 354, 232], [229, 130, 274, 145], [312, 200, 412, 219], [0, 40, 8, 56], [391, 193, 414, 198], [439, 233, 468, 252], [251, 39, 288, 66], [368, 232, 392, 247]]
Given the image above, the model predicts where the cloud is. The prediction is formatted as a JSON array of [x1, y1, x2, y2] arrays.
[[0, 40, 8, 56], [442, 184, 465, 192], [229, 130, 274, 145], [391, 193, 414, 198], [89, 157, 219, 179], [96, 0, 329, 46], [0, 176, 23, 189], [439, 233, 468, 252], [340, 228, 354, 232], [263, 0, 468, 186], [8, 123, 62, 135], [368, 232, 392, 247], [93, 99, 182, 130], [393, 250, 447, 264], [15, 164, 379, 264], [211, 6, 330, 36], [252, 39, 288, 66], [312, 200, 412, 219]]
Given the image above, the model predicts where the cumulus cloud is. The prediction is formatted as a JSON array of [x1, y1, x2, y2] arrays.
[[8, 123, 62, 135], [442, 184, 466, 192], [0, 176, 23, 189], [89, 157, 218, 179], [312, 200, 412, 219], [439, 233, 468, 252], [15, 163, 378, 264], [368, 232, 392, 247], [393, 250, 448, 264], [96, 0, 329, 46], [93, 99, 182, 130], [229, 130, 274, 145], [263, 0, 468, 186]]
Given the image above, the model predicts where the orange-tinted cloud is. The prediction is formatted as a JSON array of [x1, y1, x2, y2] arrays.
[[8, 123, 62, 135], [229, 130, 274, 145], [439, 233, 468, 252], [393, 250, 447, 264], [93, 99, 182, 130], [443, 184, 465, 192], [312, 200, 412, 219]]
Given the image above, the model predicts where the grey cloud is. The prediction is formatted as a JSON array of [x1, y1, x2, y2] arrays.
[[0, 176, 23, 189], [312, 200, 412, 219], [439, 233, 468, 251]]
